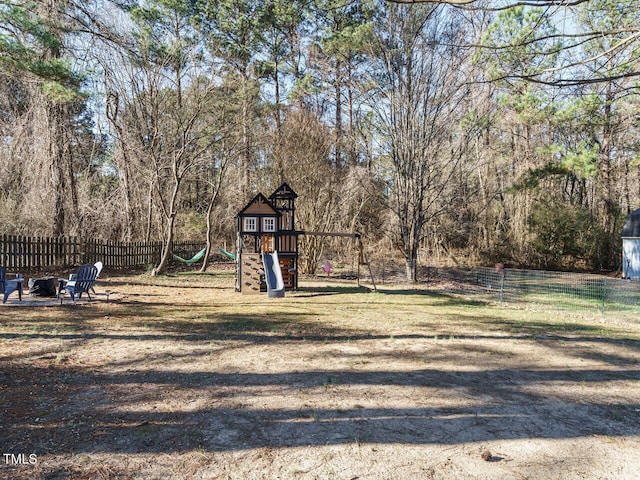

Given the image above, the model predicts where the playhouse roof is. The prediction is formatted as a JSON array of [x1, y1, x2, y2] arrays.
[[269, 182, 298, 200], [621, 208, 640, 238], [238, 193, 280, 217]]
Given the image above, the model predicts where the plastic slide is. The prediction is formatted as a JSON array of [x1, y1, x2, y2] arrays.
[[262, 251, 285, 298]]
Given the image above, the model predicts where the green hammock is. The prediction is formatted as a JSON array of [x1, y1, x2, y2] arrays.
[[172, 247, 207, 266], [217, 247, 236, 260]]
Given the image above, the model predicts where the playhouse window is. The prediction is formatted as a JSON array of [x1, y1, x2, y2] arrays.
[[243, 217, 257, 232], [263, 217, 276, 232]]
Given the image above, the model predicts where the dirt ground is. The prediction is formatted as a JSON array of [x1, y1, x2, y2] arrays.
[[1, 272, 639, 479]]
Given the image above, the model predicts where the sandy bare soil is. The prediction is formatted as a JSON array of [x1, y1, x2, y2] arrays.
[[1, 273, 639, 479]]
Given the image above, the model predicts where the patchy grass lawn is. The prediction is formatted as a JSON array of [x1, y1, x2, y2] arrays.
[[1, 271, 639, 479]]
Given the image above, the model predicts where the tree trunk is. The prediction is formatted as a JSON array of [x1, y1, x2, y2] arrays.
[[594, 85, 616, 269], [145, 180, 154, 243], [153, 212, 176, 276], [200, 166, 225, 273], [106, 98, 135, 242], [240, 70, 253, 196], [152, 176, 181, 276], [347, 58, 358, 167], [200, 199, 215, 274], [120, 153, 135, 242], [334, 57, 343, 169], [48, 101, 67, 237], [405, 256, 417, 283]]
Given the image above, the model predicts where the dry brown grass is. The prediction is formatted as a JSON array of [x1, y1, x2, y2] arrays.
[[1, 270, 639, 479]]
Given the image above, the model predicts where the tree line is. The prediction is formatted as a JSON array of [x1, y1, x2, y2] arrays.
[[1, 0, 639, 279]]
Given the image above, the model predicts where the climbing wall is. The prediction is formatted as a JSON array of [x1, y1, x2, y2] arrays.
[[240, 253, 264, 294]]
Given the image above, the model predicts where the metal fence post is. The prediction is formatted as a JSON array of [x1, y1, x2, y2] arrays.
[[602, 278, 607, 315]]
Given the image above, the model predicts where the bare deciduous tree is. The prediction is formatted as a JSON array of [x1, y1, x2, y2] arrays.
[[366, 4, 472, 281]]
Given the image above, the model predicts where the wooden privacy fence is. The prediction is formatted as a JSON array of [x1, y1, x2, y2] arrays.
[[0, 235, 204, 271]]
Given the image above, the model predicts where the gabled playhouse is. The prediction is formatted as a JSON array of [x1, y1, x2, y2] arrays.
[[235, 183, 299, 294], [622, 207, 640, 280]]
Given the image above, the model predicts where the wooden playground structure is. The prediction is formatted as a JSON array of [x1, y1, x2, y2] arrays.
[[235, 183, 376, 295]]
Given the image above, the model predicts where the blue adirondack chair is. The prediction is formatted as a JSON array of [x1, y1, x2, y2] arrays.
[[91, 261, 103, 294], [1, 266, 23, 304], [59, 264, 99, 304]]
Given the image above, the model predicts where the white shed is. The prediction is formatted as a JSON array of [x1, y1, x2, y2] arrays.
[[621, 208, 640, 279]]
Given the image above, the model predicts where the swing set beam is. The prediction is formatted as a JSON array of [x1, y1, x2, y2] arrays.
[[302, 231, 360, 239]]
